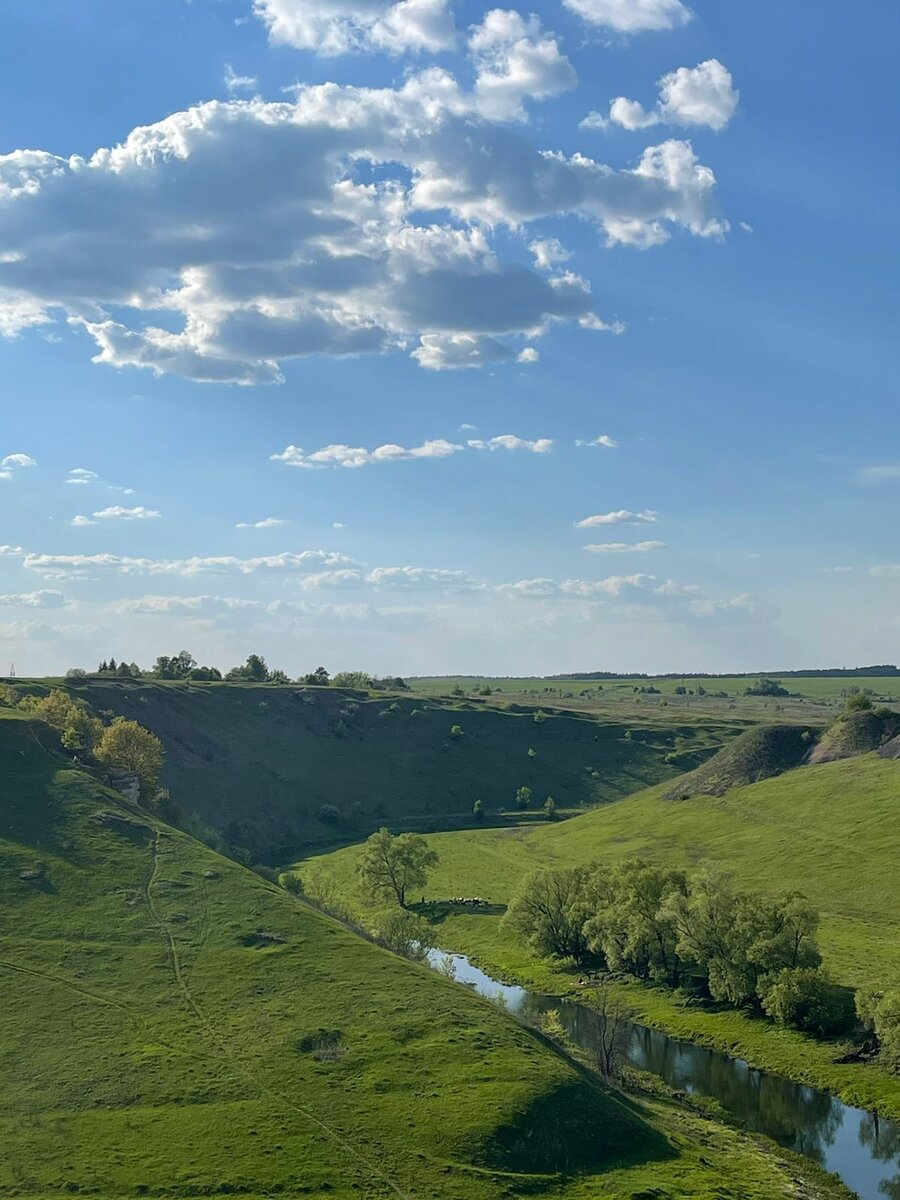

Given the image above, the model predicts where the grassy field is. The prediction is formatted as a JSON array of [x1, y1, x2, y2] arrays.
[[0, 710, 852, 1200], [19, 678, 753, 861], [302, 752, 900, 1118], [411, 674, 900, 701]]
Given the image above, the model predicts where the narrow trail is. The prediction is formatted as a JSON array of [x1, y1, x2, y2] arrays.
[[144, 830, 410, 1200], [0, 958, 141, 1027]]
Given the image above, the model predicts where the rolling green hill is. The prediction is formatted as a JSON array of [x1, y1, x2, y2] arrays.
[[40, 679, 741, 860], [0, 711, 843, 1200], [304, 752, 900, 1115]]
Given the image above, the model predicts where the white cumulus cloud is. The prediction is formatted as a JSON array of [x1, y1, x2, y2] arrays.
[[466, 434, 553, 453], [272, 439, 464, 469], [0, 82, 725, 382], [92, 505, 160, 520], [563, 0, 692, 34], [1, 452, 37, 479], [603, 61, 738, 133], [469, 10, 577, 122], [575, 509, 657, 526], [0, 589, 67, 609], [253, 0, 456, 56]]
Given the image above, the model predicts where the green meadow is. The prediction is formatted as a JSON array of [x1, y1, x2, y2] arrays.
[[1, 709, 852, 1200], [303, 752, 900, 1118]]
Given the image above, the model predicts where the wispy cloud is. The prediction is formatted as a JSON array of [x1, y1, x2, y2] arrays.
[[72, 505, 160, 525], [272, 433, 553, 469], [272, 439, 464, 469], [0, 589, 67, 609], [65, 466, 135, 493], [24, 549, 356, 577], [235, 517, 288, 528], [858, 464, 900, 484], [575, 510, 657, 527], [575, 435, 618, 449], [1, 452, 36, 480], [584, 540, 666, 553], [224, 64, 258, 94]]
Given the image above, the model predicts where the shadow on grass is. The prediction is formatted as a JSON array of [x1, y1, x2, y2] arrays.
[[474, 1072, 674, 1182], [411, 900, 507, 924]]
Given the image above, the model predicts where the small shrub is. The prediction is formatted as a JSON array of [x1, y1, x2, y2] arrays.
[[298, 1030, 347, 1062], [317, 804, 342, 824], [449, 724, 464, 740]]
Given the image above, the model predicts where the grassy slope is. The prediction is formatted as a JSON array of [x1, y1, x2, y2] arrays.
[[0, 713, 841, 1200], [305, 754, 900, 1118], [48, 679, 740, 859]]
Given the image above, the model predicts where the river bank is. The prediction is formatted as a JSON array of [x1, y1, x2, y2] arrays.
[[428, 949, 900, 1200], [430, 913, 900, 1124]]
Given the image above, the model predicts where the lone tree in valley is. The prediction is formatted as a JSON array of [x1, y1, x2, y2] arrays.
[[357, 827, 438, 908]]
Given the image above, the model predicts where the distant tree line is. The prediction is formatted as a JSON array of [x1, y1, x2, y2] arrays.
[[64, 651, 408, 690]]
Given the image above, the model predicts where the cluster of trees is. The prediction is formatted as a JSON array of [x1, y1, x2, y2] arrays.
[[298, 666, 409, 690], [64, 652, 408, 691], [744, 678, 790, 697], [503, 862, 851, 1037], [18, 688, 164, 798], [91, 658, 142, 678]]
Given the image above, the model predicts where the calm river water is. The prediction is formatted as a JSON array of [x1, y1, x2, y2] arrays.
[[427, 950, 900, 1200]]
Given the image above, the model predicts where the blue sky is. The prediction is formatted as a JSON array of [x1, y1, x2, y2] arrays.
[[0, 0, 897, 677]]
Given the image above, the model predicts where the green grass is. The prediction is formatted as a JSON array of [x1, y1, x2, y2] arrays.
[[1, 711, 851, 1200], [304, 753, 900, 1119], [29, 678, 747, 861], [411, 673, 900, 701]]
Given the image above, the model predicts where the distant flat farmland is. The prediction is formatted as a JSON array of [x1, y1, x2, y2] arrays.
[[410, 674, 900, 700]]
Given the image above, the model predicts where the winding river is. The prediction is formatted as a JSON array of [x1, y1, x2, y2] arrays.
[[427, 950, 900, 1200]]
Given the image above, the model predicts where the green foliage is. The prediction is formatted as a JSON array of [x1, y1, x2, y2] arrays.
[[356, 827, 438, 908], [857, 986, 900, 1070], [744, 678, 790, 697], [503, 865, 596, 963], [760, 968, 847, 1036], [449, 724, 464, 740], [667, 876, 821, 1007], [331, 670, 374, 689], [542, 796, 557, 820], [533, 709, 546, 724], [28, 688, 104, 753], [585, 861, 688, 983], [472, 798, 484, 822], [843, 691, 874, 713], [369, 908, 434, 962], [301, 665, 331, 685], [95, 717, 165, 797], [226, 653, 282, 683], [317, 804, 342, 824], [280, 872, 304, 895], [515, 785, 532, 810]]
